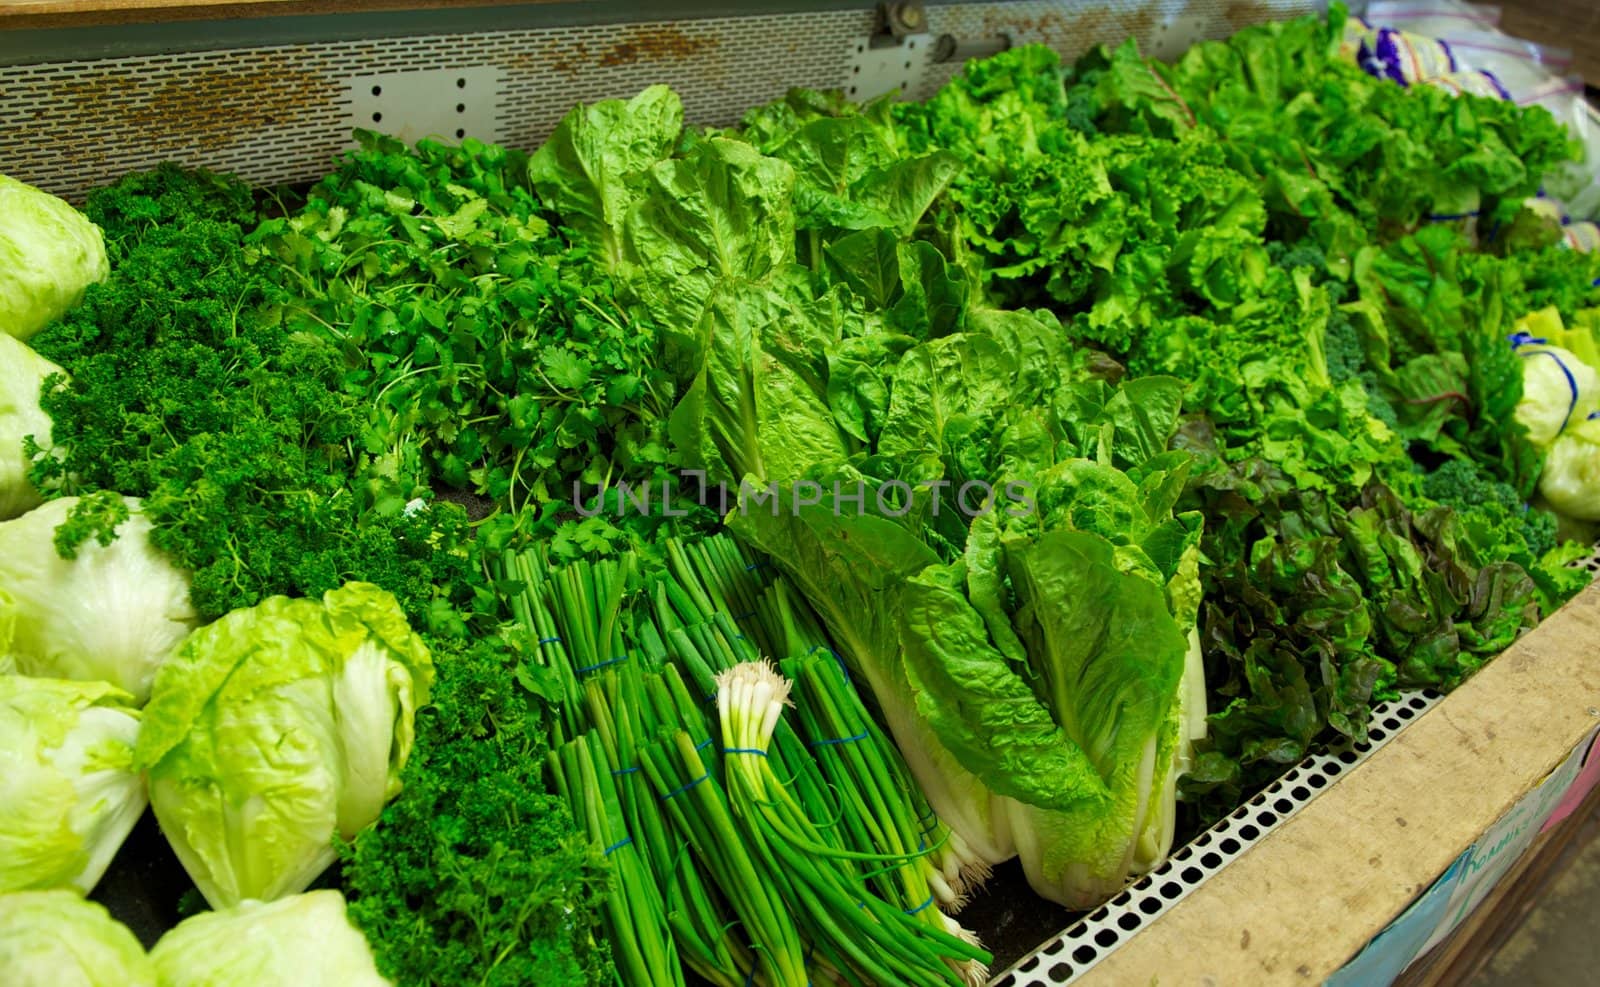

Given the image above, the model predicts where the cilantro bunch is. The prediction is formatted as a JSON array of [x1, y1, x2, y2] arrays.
[[249, 132, 677, 547]]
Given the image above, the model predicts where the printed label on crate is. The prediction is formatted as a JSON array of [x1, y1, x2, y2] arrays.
[[1418, 726, 1597, 955], [1323, 850, 1472, 987], [1540, 732, 1600, 834], [1325, 725, 1600, 987]]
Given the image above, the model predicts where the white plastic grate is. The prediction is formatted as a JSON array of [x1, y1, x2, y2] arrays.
[[1578, 536, 1600, 578], [0, 1, 1321, 203], [993, 689, 1446, 986]]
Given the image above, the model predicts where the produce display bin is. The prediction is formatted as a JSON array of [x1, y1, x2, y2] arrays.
[[4, 2, 1599, 985]]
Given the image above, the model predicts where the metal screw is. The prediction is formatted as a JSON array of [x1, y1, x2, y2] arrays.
[[882, 1, 926, 39]]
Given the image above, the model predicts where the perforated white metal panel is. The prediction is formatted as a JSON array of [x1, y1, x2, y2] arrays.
[[1579, 536, 1600, 578], [0, 1, 1321, 202]]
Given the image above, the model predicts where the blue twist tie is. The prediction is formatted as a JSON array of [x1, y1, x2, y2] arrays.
[[1517, 348, 1582, 433], [904, 895, 936, 916], [660, 773, 709, 802], [1508, 331, 1548, 348], [1426, 209, 1480, 222], [537, 636, 561, 645], [575, 654, 628, 676], [694, 738, 715, 752], [808, 731, 869, 748], [611, 766, 641, 777], [723, 747, 768, 757], [603, 837, 633, 856]]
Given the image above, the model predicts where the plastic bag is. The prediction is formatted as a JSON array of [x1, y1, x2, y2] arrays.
[[1365, 1, 1500, 34]]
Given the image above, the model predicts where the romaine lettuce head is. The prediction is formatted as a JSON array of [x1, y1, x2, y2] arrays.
[[1539, 419, 1600, 521], [149, 890, 390, 987], [0, 175, 109, 341], [136, 583, 434, 908], [0, 890, 155, 987], [0, 333, 62, 520], [0, 496, 197, 705], [0, 676, 147, 895]]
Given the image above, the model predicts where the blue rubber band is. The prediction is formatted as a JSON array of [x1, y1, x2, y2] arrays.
[[660, 773, 709, 802], [575, 654, 628, 676], [694, 738, 714, 752], [1426, 209, 1479, 222], [1509, 331, 1549, 348], [1590, 410, 1600, 421], [904, 895, 935, 916], [611, 766, 641, 777], [723, 747, 768, 757], [745, 560, 767, 572], [733, 610, 756, 621], [537, 636, 561, 645], [603, 837, 632, 856], [808, 731, 869, 748], [808, 644, 850, 684]]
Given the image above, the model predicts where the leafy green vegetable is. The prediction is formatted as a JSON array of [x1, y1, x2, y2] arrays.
[[1540, 419, 1600, 521], [254, 132, 677, 538], [1423, 458, 1558, 562], [0, 890, 155, 987], [0, 496, 196, 705], [136, 583, 433, 908], [528, 85, 684, 272], [0, 174, 109, 341], [340, 635, 613, 987], [83, 162, 257, 262], [891, 9, 1596, 824], [149, 891, 389, 987], [1175, 443, 1547, 813], [0, 333, 61, 520], [0, 676, 146, 895], [27, 167, 484, 630]]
